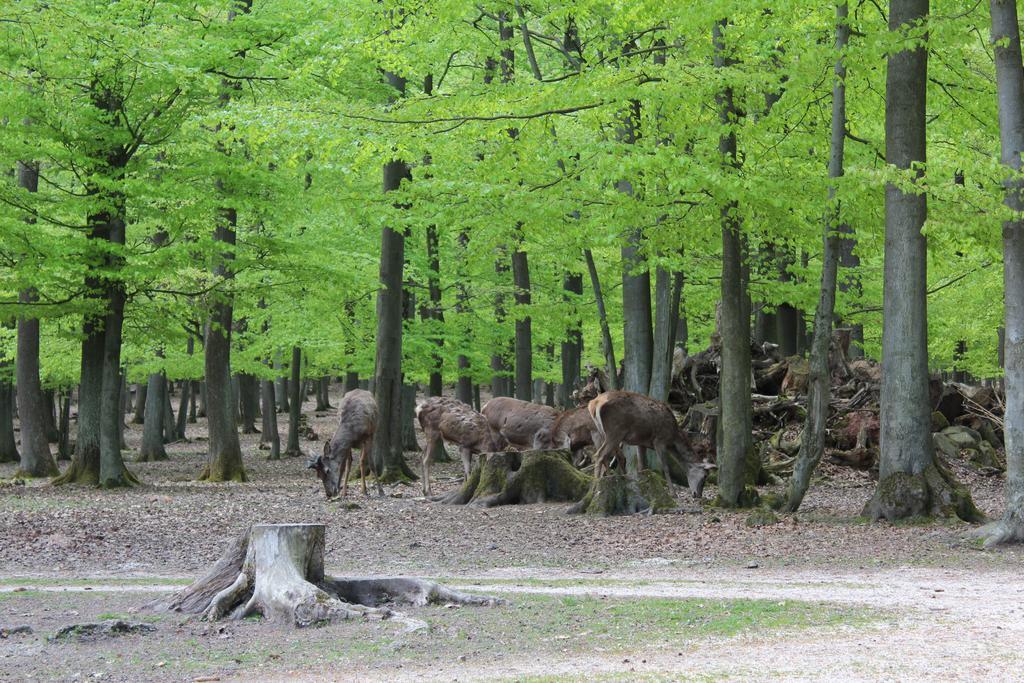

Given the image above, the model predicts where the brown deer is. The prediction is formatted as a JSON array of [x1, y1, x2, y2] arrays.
[[532, 406, 600, 465], [307, 389, 381, 498], [416, 397, 506, 497], [588, 390, 715, 498], [481, 397, 558, 450]]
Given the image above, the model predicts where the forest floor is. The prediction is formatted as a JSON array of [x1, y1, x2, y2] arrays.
[[1, 386, 1022, 681]]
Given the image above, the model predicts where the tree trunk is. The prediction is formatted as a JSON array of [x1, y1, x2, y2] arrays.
[[54, 307, 103, 485], [15, 289, 58, 477], [455, 231, 474, 406], [238, 373, 259, 434], [621, 230, 653, 399], [372, 74, 417, 485], [0, 363, 18, 464], [285, 347, 302, 457], [970, 0, 1024, 544], [490, 251, 513, 399], [132, 383, 147, 424], [275, 354, 289, 414], [200, 206, 246, 482], [137, 372, 168, 462], [197, 380, 207, 419], [58, 389, 72, 460], [315, 376, 331, 412], [424, 224, 445, 399], [163, 385, 175, 443], [559, 272, 584, 408], [260, 376, 281, 460], [715, 19, 757, 508], [344, 372, 359, 394], [864, 0, 978, 521], [650, 265, 676, 402], [512, 246, 533, 402], [174, 380, 189, 440], [784, 2, 850, 513], [42, 389, 59, 443], [584, 249, 618, 391]]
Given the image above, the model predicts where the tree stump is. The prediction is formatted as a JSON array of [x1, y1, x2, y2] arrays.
[[436, 450, 591, 508], [145, 524, 501, 628], [568, 471, 676, 516]]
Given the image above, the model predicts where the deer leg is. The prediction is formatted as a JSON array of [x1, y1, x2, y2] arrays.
[[361, 434, 382, 497], [340, 452, 352, 498], [459, 446, 473, 479], [657, 445, 675, 496], [422, 432, 437, 497], [592, 439, 612, 480]]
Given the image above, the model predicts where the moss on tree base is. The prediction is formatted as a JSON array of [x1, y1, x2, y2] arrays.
[[715, 485, 760, 509], [437, 450, 590, 507], [376, 458, 419, 485], [862, 461, 983, 523], [568, 470, 676, 516]]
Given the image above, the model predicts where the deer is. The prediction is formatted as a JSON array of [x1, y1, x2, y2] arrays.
[[416, 396, 506, 497], [307, 389, 382, 498], [532, 406, 600, 465], [588, 390, 715, 499], [481, 397, 558, 450]]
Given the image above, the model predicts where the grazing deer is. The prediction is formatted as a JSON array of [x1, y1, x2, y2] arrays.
[[308, 389, 381, 498], [481, 397, 558, 450], [416, 397, 506, 497], [588, 390, 715, 498], [532, 406, 600, 465]]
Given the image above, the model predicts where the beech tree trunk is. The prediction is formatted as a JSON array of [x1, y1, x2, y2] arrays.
[[785, 2, 850, 512], [0, 357, 19, 464], [372, 69, 416, 484], [42, 389, 59, 443], [650, 265, 679, 403], [174, 380, 190, 440], [455, 232, 474, 405], [512, 245, 533, 402], [864, 0, 977, 521], [559, 272, 584, 408], [238, 373, 259, 434], [16, 288, 58, 477], [971, 0, 1024, 544], [58, 389, 72, 460], [137, 372, 168, 462], [584, 248, 619, 391], [715, 19, 757, 508], [315, 376, 331, 412], [285, 347, 302, 457], [131, 383, 148, 424]]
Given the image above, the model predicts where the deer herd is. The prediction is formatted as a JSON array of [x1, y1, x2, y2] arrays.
[[310, 386, 715, 502]]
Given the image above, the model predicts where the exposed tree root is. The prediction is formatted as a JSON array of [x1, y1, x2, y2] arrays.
[[862, 461, 983, 523], [145, 524, 501, 629], [568, 471, 676, 516], [434, 450, 590, 507]]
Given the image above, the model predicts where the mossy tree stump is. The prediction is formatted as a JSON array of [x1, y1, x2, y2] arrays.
[[146, 524, 501, 628], [568, 471, 676, 516], [862, 461, 983, 523], [436, 450, 591, 507]]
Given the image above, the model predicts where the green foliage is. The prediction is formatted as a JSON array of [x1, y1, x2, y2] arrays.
[[0, 0, 1009, 390]]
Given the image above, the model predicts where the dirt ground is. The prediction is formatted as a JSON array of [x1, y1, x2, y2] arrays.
[[1, 385, 1022, 681]]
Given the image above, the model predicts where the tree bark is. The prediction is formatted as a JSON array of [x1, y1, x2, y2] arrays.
[[0, 355, 19, 464], [785, 2, 850, 512], [864, 0, 977, 521], [315, 376, 332, 412], [275, 357, 289, 414], [200, 206, 246, 482], [260, 377, 281, 460], [650, 265, 677, 402], [138, 372, 168, 462], [42, 389, 59, 443], [512, 245, 533, 402], [16, 288, 58, 477], [584, 248, 619, 391], [372, 70, 417, 485], [285, 346, 302, 457], [970, 0, 1024, 544], [58, 389, 72, 460], [238, 373, 259, 434], [559, 272, 584, 407], [714, 19, 757, 508]]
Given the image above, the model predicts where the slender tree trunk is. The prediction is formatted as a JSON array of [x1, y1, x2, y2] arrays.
[[423, 224, 445, 398], [864, 0, 977, 521], [972, 0, 1024, 544], [650, 265, 677, 402], [560, 272, 584, 407], [491, 253, 513, 399], [197, 380, 207, 419], [275, 356, 289, 414], [315, 376, 331, 411], [58, 389, 71, 460], [163, 385, 176, 443], [344, 372, 359, 394], [260, 377, 280, 460], [785, 2, 850, 512], [0, 351, 19, 464], [200, 206, 246, 482], [455, 232, 474, 405], [372, 69, 416, 485], [42, 389, 59, 443], [238, 373, 259, 434], [715, 19, 757, 507], [55, 304, 103, 485], [512, 245, 533, 401], [131, 385, 148, 425], [175, 380, 190, 440], [138, 372, 168, 462], [285, 346, 302, 457], [584, 248, 619, 390], [16, 289, 58, 477]]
